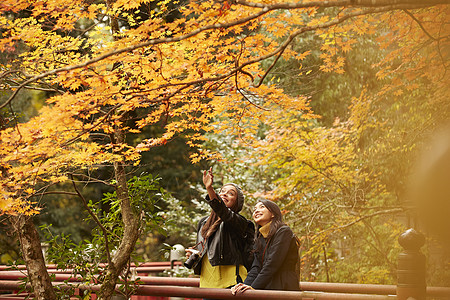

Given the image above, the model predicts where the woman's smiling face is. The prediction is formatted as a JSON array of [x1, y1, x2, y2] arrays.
[[219, 185, 238, 209], [252, 202, 274, 226]]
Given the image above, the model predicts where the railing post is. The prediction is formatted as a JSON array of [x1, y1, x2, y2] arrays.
[[397, 228, 426, 300]]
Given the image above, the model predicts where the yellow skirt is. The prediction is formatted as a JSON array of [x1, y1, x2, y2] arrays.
[[199, 254, 247, 288]]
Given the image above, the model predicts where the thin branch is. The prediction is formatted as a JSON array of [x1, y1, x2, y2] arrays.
[[316, 208, 405, 235], [350, 0, 449, 6], [6, 85, 64, 93], [436, 22, 449, 78], [252, 5, 428, 87], [64, 172, 116, 187], [253, 32, 295, 88], [403, 9, 438, 41], [306, 203, 334, 234], [361, 218, 398, 270], [234, 39, 268, 111], [9, 102, 23, 144], [0, 70, 32, 81], [33, 191, 78, 196], [69, 173, 112, 265], [404, 9, 450, 77], [61, 103, 120, 147], [235, 0, 448, 8]]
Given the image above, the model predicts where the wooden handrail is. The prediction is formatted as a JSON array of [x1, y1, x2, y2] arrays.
[[1, 273, 449, 298]]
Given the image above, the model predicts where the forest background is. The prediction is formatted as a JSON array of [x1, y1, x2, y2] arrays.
[[0, 0, 449, 299]]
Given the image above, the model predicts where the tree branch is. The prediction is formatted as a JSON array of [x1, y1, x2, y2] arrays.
[[69, 173, 112, 265], [235, 0, 449, 8], [402, 9, 449, 77], [3, 0, 439, 110], [402, 9, 438, 41], [251, 5, 430, 87], [103, 6, 407, 108], [234, 39, 268, 111], [6, 85, 63, 93], [33, 191, 78, 196], [316, 208, 405, 236], [0, 7, 273, 110], [61, 103, 120, 147], [350, 0, 449, 6], [66, 172, 116, 187]]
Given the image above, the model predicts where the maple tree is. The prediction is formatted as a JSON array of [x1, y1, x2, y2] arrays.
[[1, 0, 449, 298]]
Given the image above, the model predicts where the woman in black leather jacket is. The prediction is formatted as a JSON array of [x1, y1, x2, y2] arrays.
[[186, 167, 254, 290], [231, 199, 300, 294]]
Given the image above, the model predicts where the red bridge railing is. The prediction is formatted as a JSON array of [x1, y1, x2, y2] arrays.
[[1, 270, 449, 299], [0, 229, 449, 299]]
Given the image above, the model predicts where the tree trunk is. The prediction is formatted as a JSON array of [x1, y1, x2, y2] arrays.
[[92, 2, 139, 297], [99, 127, 140, 299], [11, 215, 57, 300]]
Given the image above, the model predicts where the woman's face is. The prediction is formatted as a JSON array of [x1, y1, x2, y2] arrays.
[[252, 202, 274, 226], [219, 185, 238, 209]]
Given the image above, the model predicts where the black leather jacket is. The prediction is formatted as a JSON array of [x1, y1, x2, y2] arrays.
[[193, 195, 254, 275]]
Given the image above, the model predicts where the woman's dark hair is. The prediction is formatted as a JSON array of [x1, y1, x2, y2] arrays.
[[254, 199, 285, 252]]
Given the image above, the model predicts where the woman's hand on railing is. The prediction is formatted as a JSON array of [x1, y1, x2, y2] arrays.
[[231, 283, 254, 295]]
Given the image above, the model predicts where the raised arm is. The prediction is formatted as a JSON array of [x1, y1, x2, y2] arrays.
[[202, 167, 248, 234], [203, 167, 217, 200]]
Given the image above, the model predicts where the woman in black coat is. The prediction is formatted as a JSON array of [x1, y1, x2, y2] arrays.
[[185, 167, 254, 291], [231, 199, 299, 294]]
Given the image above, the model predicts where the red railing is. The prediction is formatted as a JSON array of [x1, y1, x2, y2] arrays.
[[1, 269, 450, 299], [0, 279, 396, 300], [1, 229, 449, 299]]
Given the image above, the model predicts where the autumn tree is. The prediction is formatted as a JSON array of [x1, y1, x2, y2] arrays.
[[1, 0, 449, 298]]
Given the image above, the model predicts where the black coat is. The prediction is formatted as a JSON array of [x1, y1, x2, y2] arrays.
[[193, 195, 254, 275], [244, 225, 300, 291]]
